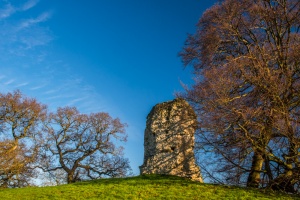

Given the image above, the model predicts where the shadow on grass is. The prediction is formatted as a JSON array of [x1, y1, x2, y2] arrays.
[[201, 182, 300, 199], [70, 174, 299, 199], [74, 174, 198, 186]]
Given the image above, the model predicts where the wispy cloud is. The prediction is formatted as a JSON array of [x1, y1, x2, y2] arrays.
[[30, 84, 46, 90], [0, 14, 53, 52], [44, 94, 66, 100], [0, 0, 39, 20], [14, 82, 29, 87], [19, 28, 53, 49], [67, 97, 88, 106], [0, 3, 15, 19], [4, 79, 15, 85], [21, 0, 39, 11], [43, 89, 58, 95], [0, 1, 108, 116], [17, 12, 51, 30]]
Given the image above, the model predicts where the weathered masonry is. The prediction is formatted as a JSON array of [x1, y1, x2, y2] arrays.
[[139, 98, 202, 182]]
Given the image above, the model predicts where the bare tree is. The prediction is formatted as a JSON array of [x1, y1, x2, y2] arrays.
[[180, 0, 300, 193], [0, 91, 47, 140], [0, 140, 37, 188], [40, 107, 130, 184], [0, 91, 47, 187]]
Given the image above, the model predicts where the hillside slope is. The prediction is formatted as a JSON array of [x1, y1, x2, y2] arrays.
[[0, 175, 298, 199]]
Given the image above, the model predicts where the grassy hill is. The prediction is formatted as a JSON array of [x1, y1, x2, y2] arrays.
[[0, 175, 298, 199]]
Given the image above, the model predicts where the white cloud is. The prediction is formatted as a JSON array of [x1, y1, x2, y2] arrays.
[[0, 1, 109, 116], [4, 79, 15, 85], [44, 89, 58, 94], [0, 3, 15, 19], [14, 82, 29, 87], [30, 84, 46, 90], [17, 12, 51, 30], [0, 9, 53, 51], [0, 0, 39, 20], [67, 97, 88, 106], [0, 0, 40, 20], [21, 0, 39, 11], [20, 28, 53, 49], [44, 94, 65, 100]]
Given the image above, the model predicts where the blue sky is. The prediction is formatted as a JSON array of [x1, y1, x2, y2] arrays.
[[0, 0, 216, 175]]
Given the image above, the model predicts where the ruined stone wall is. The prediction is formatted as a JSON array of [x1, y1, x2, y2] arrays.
[[139, 98, 203, 182]]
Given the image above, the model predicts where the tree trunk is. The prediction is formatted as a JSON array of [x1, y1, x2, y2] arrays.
[[270, 172, 295, 193], [67, 172, 75, 184], [270, 144, 296, 193], [247, 151, 264, 188], [1, 178, 8, 188]]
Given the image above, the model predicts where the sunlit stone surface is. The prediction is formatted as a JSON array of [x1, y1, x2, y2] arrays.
[[140, 98, 203, 182]]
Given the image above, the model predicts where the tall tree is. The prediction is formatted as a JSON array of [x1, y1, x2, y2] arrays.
[[0, 91, 47, 187], [40, 107, 130, 184], [181, 0, 300, 193]]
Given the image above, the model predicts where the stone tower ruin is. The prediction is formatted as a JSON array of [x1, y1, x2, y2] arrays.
[[139, 98, 202, 182]]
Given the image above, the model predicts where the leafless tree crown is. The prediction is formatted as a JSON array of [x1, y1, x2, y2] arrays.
[[181, 0, 300, 193]]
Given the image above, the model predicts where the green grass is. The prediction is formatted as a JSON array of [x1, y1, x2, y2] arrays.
[[0, 175, 298, 199]]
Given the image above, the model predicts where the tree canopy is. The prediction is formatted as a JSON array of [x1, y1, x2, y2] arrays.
[[40, 107, 130, 184], [0, 91, 131, 187], [181, 0, 300, 193], [0, 91, 46, 187]]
